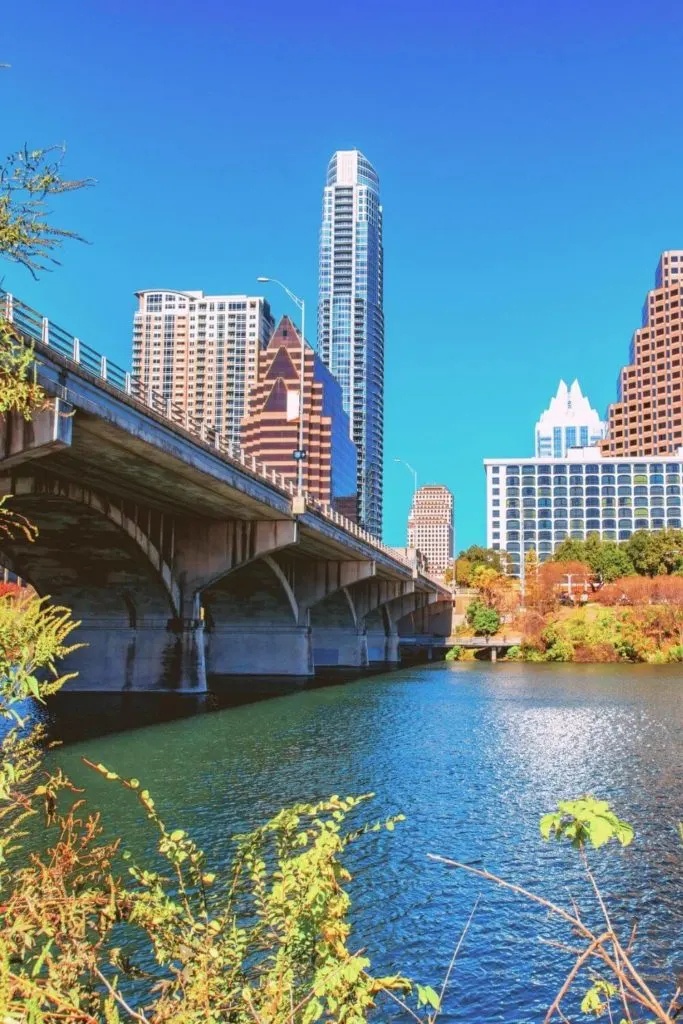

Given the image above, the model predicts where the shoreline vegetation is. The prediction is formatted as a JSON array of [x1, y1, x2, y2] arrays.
[[448, 540, 683, 664]]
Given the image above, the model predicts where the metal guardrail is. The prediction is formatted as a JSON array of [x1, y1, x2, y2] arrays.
[[1, 291, 420, 571]]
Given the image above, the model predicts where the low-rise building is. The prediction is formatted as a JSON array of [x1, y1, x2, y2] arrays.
[[485, 447, 683, 575]]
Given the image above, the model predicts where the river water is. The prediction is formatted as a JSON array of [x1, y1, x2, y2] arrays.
[[47, 662, 682, 1022]]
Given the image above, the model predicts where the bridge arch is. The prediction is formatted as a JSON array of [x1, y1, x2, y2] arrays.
[[1, 473, 180, 616], [202, 555, 311, 676], [0, 472, 200, 691]]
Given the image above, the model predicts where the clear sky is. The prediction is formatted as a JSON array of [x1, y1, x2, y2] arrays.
[[4, 0, 683, 550]]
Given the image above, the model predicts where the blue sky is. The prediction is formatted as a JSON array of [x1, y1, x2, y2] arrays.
[[4, 0, 683, 549]]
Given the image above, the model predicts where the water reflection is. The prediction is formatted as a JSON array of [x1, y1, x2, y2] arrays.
[[48, 661, 683, 1023]]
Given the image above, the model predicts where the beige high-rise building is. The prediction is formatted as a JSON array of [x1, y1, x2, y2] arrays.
[[407, 485, 454, 577], [132, 290, 274, 447], [603, 251, 683, 456]]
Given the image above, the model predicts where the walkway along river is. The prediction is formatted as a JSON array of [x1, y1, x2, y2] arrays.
[[47, 662, 683, 1023]]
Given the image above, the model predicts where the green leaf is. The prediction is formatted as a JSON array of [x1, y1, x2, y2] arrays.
[[416, 984, 441, 1010]]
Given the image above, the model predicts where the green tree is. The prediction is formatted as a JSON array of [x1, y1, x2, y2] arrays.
[[585, 535, 635, 583], [554, 535, 636, 583], [466, 598, 501, 636], [0, 142, 93, 276], [625, 529, 683, 576], [456, 544, 509, 575], [552, 537, 587, 563]]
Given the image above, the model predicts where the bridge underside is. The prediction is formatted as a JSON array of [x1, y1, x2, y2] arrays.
[[0, 408, 452, 691]]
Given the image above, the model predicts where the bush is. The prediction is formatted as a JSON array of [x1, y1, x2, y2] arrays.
[[544, 638, 574, 662], [466, 598, 500, 637], [668, 644, 683, 662], [445, 644, 463, 661]]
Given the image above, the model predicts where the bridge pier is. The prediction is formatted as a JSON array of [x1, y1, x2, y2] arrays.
[[366, 629, 400, 665], [63, 616, 207, 692], [311, 627, 368, 669], [206, 625, 313, 677]]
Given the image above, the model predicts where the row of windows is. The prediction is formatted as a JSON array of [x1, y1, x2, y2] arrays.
[[500, 474, 675, 487], [492, 464, 682, 475], [501, 483, 680, 495], [501, 509, 671, 524], [503, 495, 682, 508], [503, 526, 678, 557]]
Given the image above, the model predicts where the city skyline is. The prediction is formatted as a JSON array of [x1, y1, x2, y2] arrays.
[[6, 1, 683, 551]]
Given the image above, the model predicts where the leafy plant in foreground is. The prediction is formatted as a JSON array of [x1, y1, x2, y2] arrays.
[[430, 795, 681, 1022]]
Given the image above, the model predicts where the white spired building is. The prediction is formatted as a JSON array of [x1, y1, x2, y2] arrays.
[[535, 379, 605, 458], [407, 485, 454, 577]]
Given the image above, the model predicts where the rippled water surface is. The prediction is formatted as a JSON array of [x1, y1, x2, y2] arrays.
[[50, 662, 683, 1022]]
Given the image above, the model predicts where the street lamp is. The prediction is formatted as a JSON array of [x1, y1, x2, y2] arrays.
[[394, 457, 417, 495], [257, 276, 306, 497]]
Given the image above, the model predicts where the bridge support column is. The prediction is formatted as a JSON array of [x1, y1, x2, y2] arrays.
[[169, 611, 207, 691], [366, 626, 400, 665], [62, 615, 206, 693], [491, 646, 497, 663], [206, 626, 313, 677], [311, 627, 368, 669], [386, 628, 400, 664]]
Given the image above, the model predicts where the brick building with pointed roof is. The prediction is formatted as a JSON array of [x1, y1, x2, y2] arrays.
[[241, 317, 357, 518]]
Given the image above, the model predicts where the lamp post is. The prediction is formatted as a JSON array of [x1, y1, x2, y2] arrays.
[[394, 457, 417, 495], [257, 277, 306, 497]]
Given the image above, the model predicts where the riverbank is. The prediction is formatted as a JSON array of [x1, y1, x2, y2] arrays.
[[452, 601, 683, 664]]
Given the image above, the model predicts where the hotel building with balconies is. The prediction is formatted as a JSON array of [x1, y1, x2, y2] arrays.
[[485, 448, 683, 576]]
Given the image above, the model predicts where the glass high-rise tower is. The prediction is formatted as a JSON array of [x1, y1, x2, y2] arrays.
[[317, 150, 384, 538]]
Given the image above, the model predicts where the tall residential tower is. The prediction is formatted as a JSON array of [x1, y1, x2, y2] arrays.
[[603, 251, 683, 456], [132, 290, 274, 447], [317, 150, 384, 537]]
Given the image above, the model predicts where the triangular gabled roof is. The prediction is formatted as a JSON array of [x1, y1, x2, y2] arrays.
[[263, 378, 288, 413], [268, 315, 302, 351], [264, 345, 298, 381]]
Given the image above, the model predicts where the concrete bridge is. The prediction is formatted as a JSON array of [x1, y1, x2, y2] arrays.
[[401, 635, 523, 663], [0, 292, 452, 692]]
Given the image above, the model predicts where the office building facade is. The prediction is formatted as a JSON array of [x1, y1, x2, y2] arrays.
[[241, 316, 357, 512], [407, 485, 454, 577], [535, 379, 605, 457], [317, 149, 384, 537], [603, 251, 683, 456], [132, 290, 274, 447], [485, 449, 683, 576]]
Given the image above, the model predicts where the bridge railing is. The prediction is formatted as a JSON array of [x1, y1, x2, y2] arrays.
[[1, 291, 416, 570]]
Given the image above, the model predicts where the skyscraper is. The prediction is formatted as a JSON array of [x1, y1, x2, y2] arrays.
[[535, 379, 605, 457], [603, 251, 683, 456], [317, 149, 384, 538], [407, 485, 454, 577], [132, 290, 274, 447], [241, 316, 357, 513]]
